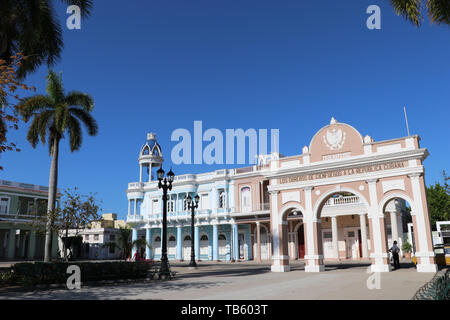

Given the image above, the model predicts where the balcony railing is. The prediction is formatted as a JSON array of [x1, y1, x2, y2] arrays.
[[324, 196, 360, 206], [237, 203, 270, 213]]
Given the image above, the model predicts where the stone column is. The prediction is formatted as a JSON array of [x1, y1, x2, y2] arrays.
[[213, 224, 219, 261], [331, 216, 339, 259], [176, 227, 182, 260], [131, 228, 138, 257], [390, 211, 399, 245], [7, 229, 16, 259], [359, 213, 369, 258], [232, 223, 239, 261], [195, 226, 200, 261], [146, 228, 152, 260], [270, 190, 289, 272], [128, 200, 131, 216], [229, 181, 235, 212], [208, 187, 215, 214], [367, 179, 390, 272], [256, 221, 261, 262], [133, 199, 137, 216], [28, 230, 36, 260], [304, 187, 324, 272], [139, 164, 143, 182], [409, 173, 438, 272], [216, 188, 221, 210]]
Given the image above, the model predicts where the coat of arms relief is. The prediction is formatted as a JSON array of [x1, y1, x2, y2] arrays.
[[323, 127, 346, 150]]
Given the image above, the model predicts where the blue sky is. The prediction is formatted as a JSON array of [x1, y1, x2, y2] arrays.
[[1, 1, 449, 220]]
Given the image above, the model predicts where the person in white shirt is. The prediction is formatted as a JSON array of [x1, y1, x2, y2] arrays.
[[389, 241, 401, 270]]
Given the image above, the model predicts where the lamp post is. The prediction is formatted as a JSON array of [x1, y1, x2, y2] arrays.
[[186, 194, 200, 268], [156, 166, 175, 279]]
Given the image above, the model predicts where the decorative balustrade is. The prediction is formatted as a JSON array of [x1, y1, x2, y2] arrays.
[[324, 195, 361, 206]]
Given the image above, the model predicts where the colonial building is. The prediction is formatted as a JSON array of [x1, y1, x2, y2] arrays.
[[0, 180, 60, 260], [58, 213, 127, 260], [127, 118, 437, 273]]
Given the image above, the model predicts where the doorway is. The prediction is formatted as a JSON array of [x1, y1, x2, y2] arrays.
[[297, 224, 305, 259]]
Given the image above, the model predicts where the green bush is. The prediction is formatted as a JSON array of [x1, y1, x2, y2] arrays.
[[0, 271, 18, 287], [402, 241, 413, 253], [8, 261, 155, 287]]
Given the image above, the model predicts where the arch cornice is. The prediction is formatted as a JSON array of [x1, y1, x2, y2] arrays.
[[378, 191, 415, 216], [313, 187, 370, 219], [279, 202, 306, 222]]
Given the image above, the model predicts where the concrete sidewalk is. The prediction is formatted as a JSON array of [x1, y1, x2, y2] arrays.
[[0, 260, 435, 300]]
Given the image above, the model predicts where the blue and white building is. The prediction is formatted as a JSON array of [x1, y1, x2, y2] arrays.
[[126, 133, 244, 261]]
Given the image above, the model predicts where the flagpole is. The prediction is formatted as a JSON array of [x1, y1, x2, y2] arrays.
[[403, 106, 410, 136]]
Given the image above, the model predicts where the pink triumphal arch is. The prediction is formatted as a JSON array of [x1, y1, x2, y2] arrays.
[[267, 117, 437, 273]]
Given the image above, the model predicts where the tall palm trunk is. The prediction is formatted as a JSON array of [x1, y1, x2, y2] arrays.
[[44, 137, 59, 262]]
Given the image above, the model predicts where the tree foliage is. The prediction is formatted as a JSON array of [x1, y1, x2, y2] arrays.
[[0, 0, 93, 79], [427, 171, 450, 230], [17, 69, 98, 262], [0, 53, 35, 169], [102, 227, 151, 260], [29, 187, 101, 261], [390, 0, 450, 27]]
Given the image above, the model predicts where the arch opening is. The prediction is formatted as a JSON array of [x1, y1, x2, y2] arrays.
[[316, 190, 370, 261]]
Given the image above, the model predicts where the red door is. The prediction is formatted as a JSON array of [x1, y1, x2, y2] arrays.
[[298, 224, 305, 259], [358, 229, 362, 258]]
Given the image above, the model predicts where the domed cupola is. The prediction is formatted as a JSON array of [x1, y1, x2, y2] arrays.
[[138, 133, 164, 182]]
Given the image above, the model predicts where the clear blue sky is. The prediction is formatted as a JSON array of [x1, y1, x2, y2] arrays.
[[1, 1, 449, 220]]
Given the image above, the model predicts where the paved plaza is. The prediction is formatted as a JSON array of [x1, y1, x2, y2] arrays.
[[0, 260, 435, 300]]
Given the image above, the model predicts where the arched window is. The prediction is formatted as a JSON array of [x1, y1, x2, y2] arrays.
[[219, 191, 226, 208], [218, 234, 226, 240], [155, 236, 161, 242], [184, 235, 191, 241], [142, 146, 149, 155], [200, 235, 208, 241], [241, 187, 251, 212], [169, 235, 176, 241]]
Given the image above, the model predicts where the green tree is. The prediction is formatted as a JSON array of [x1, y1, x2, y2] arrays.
[[426, 171, 450, 230], [0, 0, 93, 79], [29, 188, 101, 261], [103, 227, 151, 260], [390, 0, 450, 27], [17, 70, 98, 262]]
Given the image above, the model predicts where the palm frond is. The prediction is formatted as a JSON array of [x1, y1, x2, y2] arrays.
[[15, 1, 63, 79], [65, 91, 94, 112], [16, 95, 53, 122], [390, 0, 423, 26], [59, 0, 94, 18], [69, 107, 98, 136], [46, 70, 65, 103], [26, 116, 43, 148], [426, 0, 450, 25], [67, 115, 82, 152], [54, 104, 69, 133], [37, 110, 55, 145]]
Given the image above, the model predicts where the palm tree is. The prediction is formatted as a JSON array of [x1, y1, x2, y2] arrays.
[[0, 0, 93, 79], [390, 0, 450, 26], [103, 227, 152, 260], [17, 69, 98, 262]]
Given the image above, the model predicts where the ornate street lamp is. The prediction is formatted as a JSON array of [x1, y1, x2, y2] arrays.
[[157, 166, 175, 279], [186, 194, 200, 268]]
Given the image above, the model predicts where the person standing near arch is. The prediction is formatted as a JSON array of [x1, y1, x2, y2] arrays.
[[389, 241, 401, 270]]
